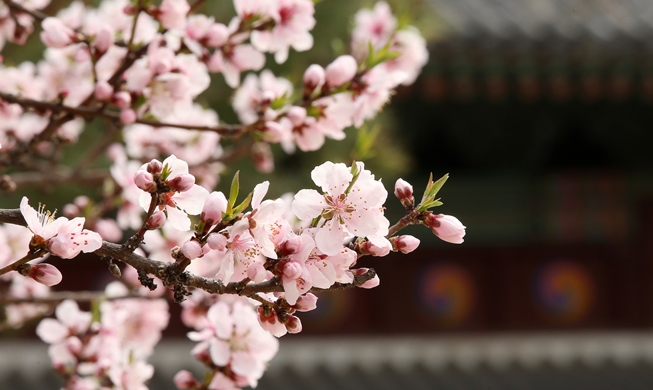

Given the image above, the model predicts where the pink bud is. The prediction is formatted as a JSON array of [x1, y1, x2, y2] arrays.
[[119, 109, 136, 125], [147, 210, 166, 229], [286, 106, 307, 126], [282, 261, 302, 280], [65, 336, 83, 356], [427, 214, 466, 244], [112, 91, 131, 109], [157, 0, 190, 30], [207, 233, 227, 251], [40, 17, 75, 48], [123, 5, 138, 15], [279, 235, 303, 256], [360, 240, 390, 257], [94, 81, 113, 101], [134, 170, 155, 192], [303, 64, 325, 90], [200, 191, 227, 225], [174, 370, 200, 390], [146, 159, 163, 174], [73, 47, 90, 62], [285, 315, 302, 334], [394, 178, 414, 206], [392, 235, 420, 254], [182, 240, 202, 260], [28, 263, 63, 286], [294, 293, 317, 312], [325, 55, 357, 87], [360, 274, 380, 289], [93, 26, 114, 53], [167, 173, 195, 192], [205, 23, 229, 47]]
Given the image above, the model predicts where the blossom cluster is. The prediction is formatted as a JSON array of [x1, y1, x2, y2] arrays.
[[0, 1, 467, 389], [36, 284, 169, 389]]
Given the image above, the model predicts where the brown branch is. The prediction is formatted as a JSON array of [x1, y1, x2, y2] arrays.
[[9, 167, 109, 188], [0, 208, 375, 301], [0, 91, 246, 137], [1, 0, 47, 21]]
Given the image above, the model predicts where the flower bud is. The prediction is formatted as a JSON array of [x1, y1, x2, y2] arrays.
[[119, 109, 136, 125], [303, 64, 325, 91], [93, 26, 114, 53], [134, 170, 155, 192], [286, 106, 307, 126], [360, 274, 380, 289], [207, 233, 227, 251], [282, 261, 302, 281], [252, 142, 274, 173], [28, 263, 63, 286], [146, 210, 166, 229], [360, 240, 390, 257], [200, 191, 227, 225], [112, 91, 131, 109], [174, 370, 200, 390], [182, 240, 202, 260], [205, 23, 229, 47], [392, 235, 420, 254], [146, 159, 163, 174], [394, 178, 414, 208], [325, 55, 357, 87], [157, 0, 190, 30], [94, 81, 113, 101], [294, 293, 317, 312], [426, 214, 466, 244], [40, 17, 75, 48], [285, 315, 302, 334], [167, 173, 195, 192]]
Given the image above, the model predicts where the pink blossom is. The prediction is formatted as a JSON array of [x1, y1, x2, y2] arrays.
[[94, 80, 113, 100], [188, 301, 278, 387], [120, 108, 137, 124], [40, 17, 76, 48], [292, 161, 389, 255], [351, 1, 397, 58], [138, 155, 209, 230], [182, 240, 202, 260], [20, 197, 103, 259], [207, 44, 266, 88], [157, 0, 190, 30], [250, 0, 316, 63], [26, 263, 62, 286], [36, 300, 92, 344], [294, 293, 317, 311], [325, 55, 358, 87], [174, 370, 201, 389], [303, 64, 325, 91], [392, 235, 420, 253], [427, 214, 466, 244], [200, 191, 228, 227], [133, 169, 155, 192], [394, 178, 413, 200]]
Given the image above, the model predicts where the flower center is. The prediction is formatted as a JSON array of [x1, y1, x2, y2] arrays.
[[37, 203, 56, 226], [322, 193, 355, 221]]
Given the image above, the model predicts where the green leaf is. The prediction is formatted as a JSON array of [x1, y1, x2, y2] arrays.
[[426, 173, 449, 200], [232, 192, 253, 215], [227, 171, 240, 214]]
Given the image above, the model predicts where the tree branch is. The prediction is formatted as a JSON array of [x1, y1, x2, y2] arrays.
[[0, 209, 376, 301], [0, 92, 246, 137]]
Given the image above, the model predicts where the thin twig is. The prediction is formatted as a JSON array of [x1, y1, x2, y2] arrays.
[[0, 91, 246, 137]]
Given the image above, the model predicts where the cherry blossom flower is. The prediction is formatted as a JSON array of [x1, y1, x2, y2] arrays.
[[292, 161, 389, 255], [427, 214, 466, 244], [188, 301, 278, 388], [138, 155, 209, 230], [250, 0, 316, 63], [20, 197, 103, 259]]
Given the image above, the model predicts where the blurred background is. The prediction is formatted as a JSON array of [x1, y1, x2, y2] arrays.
[[4, 0, 653, 388]]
